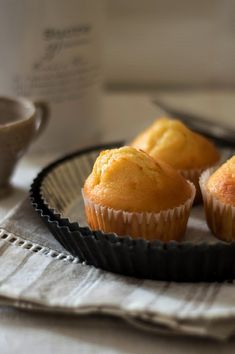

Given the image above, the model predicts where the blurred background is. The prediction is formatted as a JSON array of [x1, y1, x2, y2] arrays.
[[105, 0, 235, 90], [0, 0, 234, 154]]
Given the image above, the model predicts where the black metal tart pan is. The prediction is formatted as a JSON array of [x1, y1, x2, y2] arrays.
[[30, 142, 235, 282]]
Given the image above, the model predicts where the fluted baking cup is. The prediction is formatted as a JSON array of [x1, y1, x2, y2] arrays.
[[82, 182, 195, 242], [200, 169, 235, 242], [180, 161, 222, 204], [30, 142, 235, 282], [180, 167, 205, 203]]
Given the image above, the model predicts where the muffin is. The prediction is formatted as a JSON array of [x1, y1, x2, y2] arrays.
[[200, 156, 235, 242], [131, 117, 220, 203], [82, 146, 195, 241]]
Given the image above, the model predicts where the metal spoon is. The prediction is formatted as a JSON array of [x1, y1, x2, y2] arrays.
[[152, 98, 235, 148]]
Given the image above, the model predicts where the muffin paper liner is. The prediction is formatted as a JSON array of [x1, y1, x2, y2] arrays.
[[200, 169, 235, 242], [180, 162, 221, 204], [82, 183, 195, 242], [180, 168, 205, 203], [30, 142, 235, 282]]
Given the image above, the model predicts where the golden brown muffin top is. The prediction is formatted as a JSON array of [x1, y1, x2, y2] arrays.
[[83, 146, 193, 213], [131, 117, 220, 170], [206, 156, 235, 206]]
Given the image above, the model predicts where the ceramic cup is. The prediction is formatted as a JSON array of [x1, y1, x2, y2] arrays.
[[0, 96, 49, 196]]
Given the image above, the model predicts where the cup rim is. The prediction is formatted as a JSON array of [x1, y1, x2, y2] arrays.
[[0, 95, 36, 128]]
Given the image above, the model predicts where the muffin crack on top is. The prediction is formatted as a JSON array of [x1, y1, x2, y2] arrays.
[[93, 146, 165, 185]]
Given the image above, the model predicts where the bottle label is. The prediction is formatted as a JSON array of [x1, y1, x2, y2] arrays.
[[13, 23, 101, 103]]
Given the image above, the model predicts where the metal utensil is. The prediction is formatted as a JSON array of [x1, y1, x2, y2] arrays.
[[152, 98, 235, 148]]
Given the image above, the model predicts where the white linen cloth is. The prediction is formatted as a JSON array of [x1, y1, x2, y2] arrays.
[[1, 201, 235, 340]]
